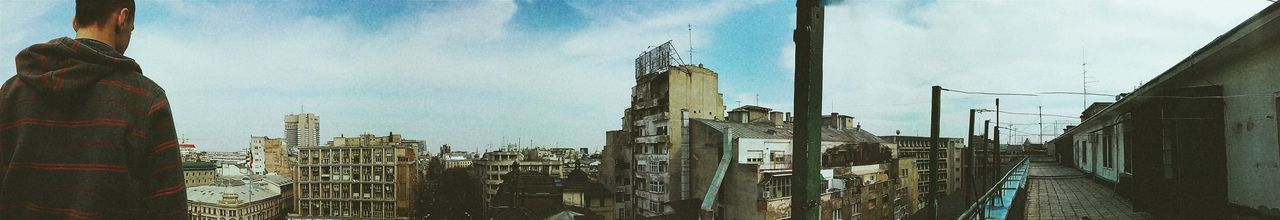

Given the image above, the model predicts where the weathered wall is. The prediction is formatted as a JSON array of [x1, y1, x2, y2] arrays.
[[1188, 37, 1280, 215]]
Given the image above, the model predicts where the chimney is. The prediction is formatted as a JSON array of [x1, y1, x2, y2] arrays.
[[785, 112, 793, 123], [830, 112, 840, 129], [770, 112, 785, 127]]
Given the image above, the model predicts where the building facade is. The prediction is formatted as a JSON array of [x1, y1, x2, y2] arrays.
[[686, 111, 899, 220], [293, 133, 419, 219], [472, 149, 565, 211], [879, 135, 965, 203], [184, 161, 219, 187], [624, 61, 726, 217], [285, 113, 320, 149]]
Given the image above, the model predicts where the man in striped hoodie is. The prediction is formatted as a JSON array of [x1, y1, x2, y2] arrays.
[[0, 0, 188, 219]]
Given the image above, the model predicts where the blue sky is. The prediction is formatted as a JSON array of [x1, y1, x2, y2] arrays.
[[0, 0, 1272, 153]]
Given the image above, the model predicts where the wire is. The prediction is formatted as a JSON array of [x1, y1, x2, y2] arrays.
[[940, 88, 1038, 96], [1038, 91, 1115, 97]]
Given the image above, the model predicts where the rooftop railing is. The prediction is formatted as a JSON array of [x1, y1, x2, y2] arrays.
[[957, 156, 1029, 220]]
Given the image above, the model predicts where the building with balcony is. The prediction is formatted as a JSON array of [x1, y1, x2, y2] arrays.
[[686, 110, 901, 220], [472, 148, 565, 212], [292, 133, 419, 219], [879, 135, 965, 204], [617, 46, 727, 217]]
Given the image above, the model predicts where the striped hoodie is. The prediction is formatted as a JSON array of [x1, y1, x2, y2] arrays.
[[0, 37, 187, 219]]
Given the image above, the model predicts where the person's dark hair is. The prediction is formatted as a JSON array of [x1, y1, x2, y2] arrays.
[[75, 0, 135, 27]]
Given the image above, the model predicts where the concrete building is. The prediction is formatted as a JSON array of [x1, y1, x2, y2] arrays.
[[623, 54, 727, 217], [599, 129, 632, 218], [686, 111, 899, 220], [285, 113, 320, 150], [293, 133, 419, 219], [184, 161, 219, 187], [187, 179, 286, 220], [205, 151, 248, 165], [1047, 4, 1280, 218], [472, 149, 565, 210], [879, 135, 965, 202], [895, 158, 921, 219], [250, 136, 285, 175]]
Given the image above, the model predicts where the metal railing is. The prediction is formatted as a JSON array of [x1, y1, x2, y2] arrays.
[[957, 156, 1030, 220]]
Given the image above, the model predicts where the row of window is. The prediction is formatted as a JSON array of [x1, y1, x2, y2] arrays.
[[298, 166, 396, 182], [298, 183, 397, 200], [297, 200, 396, 218], [299, 148, 398, 165], [635, 161, 667, 173]]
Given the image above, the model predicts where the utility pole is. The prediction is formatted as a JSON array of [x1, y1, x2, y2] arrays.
[[966, 109, 975, 205], [1040, 106, 1044, 144], [929, 86, 941, 220], [983, 120, 990, 190], [791, 0, 824, 219], [994, 98, 1001, 185]]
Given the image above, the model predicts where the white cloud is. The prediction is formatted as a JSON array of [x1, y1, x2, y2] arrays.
[[120, 0, 753, 152], [786, 0, 1270, 142]]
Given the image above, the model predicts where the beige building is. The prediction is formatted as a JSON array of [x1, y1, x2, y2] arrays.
[[879, 135, 965, 203], [285, 113, 320, 149], [293, 133, 419, 219], [255, 136, 294, 178], [896, 158, 921, 218], [472, 149, 564, 208], [184, 161, 219, 187], [625, 61, 726, 217], [187, 179, 286, 220]]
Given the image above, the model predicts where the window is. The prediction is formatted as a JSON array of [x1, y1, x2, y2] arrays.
[[658, 161, 667, 173], [746, 150, 764, 163], [770, 150, 786, 162], [762, 176, 791, 199], [1103, 129, 1114, 168]]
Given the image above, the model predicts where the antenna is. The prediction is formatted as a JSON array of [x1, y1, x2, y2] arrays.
[[688, 24, 694, 64], [755, 94, 759, 106]]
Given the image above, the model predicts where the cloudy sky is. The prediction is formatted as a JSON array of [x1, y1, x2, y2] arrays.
[[1, 0, 1272, 153]]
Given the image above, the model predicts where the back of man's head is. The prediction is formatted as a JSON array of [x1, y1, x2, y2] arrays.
[[75, 0, 135, 27]]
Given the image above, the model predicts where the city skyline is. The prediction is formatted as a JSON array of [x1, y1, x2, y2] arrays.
[[1, 0, 1270, 152]]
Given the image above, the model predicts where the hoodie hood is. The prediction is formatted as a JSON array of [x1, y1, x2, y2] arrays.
[[14, 37, 141, 96]]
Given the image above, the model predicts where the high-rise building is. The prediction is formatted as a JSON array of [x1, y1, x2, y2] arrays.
[[293, 133, 419, 219], [285, 113, 320, 150], [607, 42, 726, 218]]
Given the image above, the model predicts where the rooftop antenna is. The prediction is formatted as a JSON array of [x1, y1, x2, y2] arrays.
[[688, 24, 694, 64], [1081, 46, 1097, 108], [755, 94, 759, 106]]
